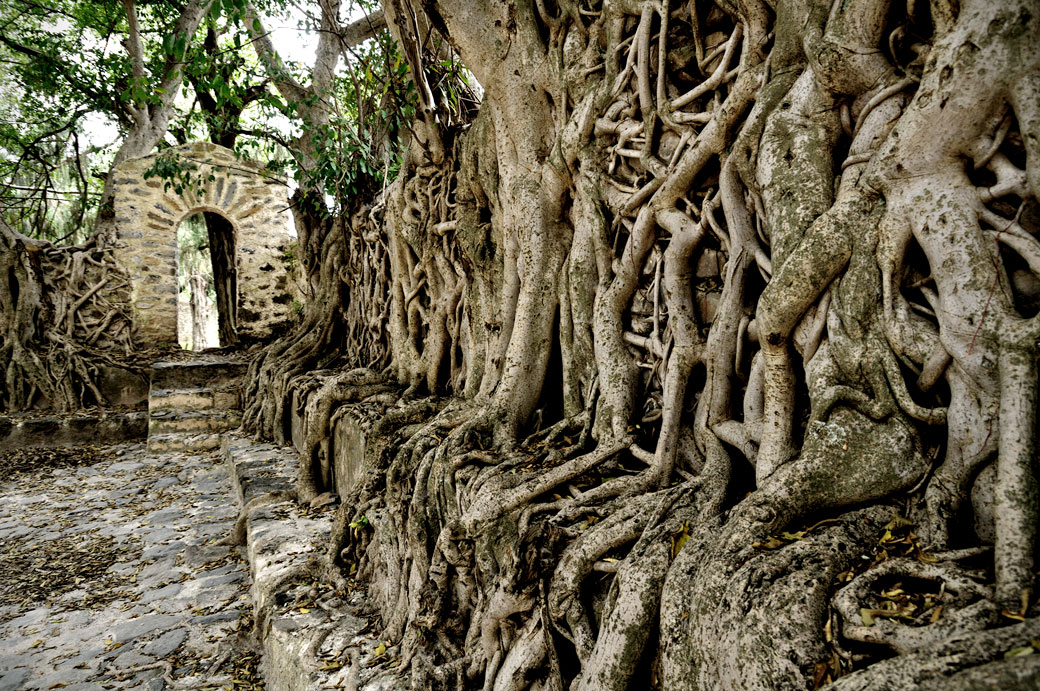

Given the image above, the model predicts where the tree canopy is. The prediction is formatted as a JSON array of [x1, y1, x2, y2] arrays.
[[0, 0, 410, 242], [3, 1, 1040, 690]]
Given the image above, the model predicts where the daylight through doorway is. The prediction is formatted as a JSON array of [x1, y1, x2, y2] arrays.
[[176, 213, 228, 350]]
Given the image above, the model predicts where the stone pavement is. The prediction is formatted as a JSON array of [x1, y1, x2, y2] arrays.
[[0, 442, 257, 690]]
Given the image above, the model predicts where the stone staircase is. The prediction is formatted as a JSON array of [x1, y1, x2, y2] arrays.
[[147, 357, 248, 452]]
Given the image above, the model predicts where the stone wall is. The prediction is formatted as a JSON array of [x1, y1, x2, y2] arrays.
[[112, 142, 295, 346], [0, 410, 148, 450]]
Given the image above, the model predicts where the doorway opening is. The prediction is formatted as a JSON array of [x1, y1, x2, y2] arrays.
[[176, 211, 238, 350]]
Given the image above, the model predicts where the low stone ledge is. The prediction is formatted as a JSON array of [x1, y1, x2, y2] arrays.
[[331, 406, 373, 500], [0, 410, 148, 451], [223, 437, 298, 505], [221, 434, 405, 691], [289, 382, 382, 502]]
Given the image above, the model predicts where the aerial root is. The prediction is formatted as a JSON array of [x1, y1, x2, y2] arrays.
[[219, 490, 297, 546], [832, 558, 998, 654]]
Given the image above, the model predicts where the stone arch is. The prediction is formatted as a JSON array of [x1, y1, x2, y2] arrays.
[[111, 142, 296, 347]]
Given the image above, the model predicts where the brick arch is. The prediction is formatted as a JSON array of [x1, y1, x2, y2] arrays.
[[112, 142, 296, 346]]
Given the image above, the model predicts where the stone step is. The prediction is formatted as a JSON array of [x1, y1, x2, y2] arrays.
[[0, 410, 148, 451], [220, 434, 400, 690], [147, 431, 226, 452], [148, 409, 242, 436], [148, 387, 240, 413], [223, 437, 298, 505], [150, 357, 248, 392]]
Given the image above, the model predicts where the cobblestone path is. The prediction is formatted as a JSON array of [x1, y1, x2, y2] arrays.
[[0, 442, 258, 690]]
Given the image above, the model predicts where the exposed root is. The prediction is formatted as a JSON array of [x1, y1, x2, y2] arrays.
[[833, 558, 998, 654], [236, 1, 1040, 689], [219, 490, 297, 547]]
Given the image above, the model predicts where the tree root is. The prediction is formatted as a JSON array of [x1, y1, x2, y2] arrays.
[[232, 2, 1040, 689], [832, 558, 998, 654], [218, 490, 297, 547], [826, 615, 1040, 691]]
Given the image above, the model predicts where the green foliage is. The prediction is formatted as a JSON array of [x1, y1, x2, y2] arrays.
[[348, 514, 370, 537], [0, 126, 104, 243], [177, 1, 272, 144], [143, 151, 215, 197], [0, 1, 126, 240], [0, 1, 212, 241], [293, 30, 419, 215], [0, 0, 460, 244], [281, 242, 297, 272]]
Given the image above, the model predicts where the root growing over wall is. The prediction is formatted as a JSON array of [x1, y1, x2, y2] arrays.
[[245, 0, 1040, 688]]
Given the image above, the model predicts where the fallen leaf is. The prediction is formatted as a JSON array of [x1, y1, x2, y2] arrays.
[[753, 537, 785, 550], [861, 607, 913, 626], [884, 515, 914, 530]]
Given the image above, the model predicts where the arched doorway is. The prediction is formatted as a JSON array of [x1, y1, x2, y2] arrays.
[[111, 142, 296, 348], [176, 211, 233, 350]]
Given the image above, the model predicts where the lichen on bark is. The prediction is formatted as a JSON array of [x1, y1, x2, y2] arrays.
[[241, 0, 1040, 688]]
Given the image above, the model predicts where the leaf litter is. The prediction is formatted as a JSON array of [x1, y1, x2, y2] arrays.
[[0, 444, 118, 480], [0, 532, 143, 615]]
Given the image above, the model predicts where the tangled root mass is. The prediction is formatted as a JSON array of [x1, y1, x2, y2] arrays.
[[240, 1, 1040, 689]]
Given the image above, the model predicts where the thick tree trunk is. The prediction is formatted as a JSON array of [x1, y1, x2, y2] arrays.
[[243, 0, 1040, 689], [189, 272, 208, 350], [204, 211, 237, 346]]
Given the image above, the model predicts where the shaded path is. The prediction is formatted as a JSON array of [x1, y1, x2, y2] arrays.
[[0, 442, 258, 690]]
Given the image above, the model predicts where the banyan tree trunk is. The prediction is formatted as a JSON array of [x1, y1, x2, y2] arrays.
[[204, 211, 237, 346], [242, 1, 1040, 689], [189, 272, 209, 351]]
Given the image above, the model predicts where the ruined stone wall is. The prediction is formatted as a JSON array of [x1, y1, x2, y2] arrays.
[[111, 142, 295, 346]]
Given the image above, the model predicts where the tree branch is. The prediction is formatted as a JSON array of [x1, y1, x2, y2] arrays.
[[153, 0, 215, 108], [339, 9, 387, 50], [119, 0, 149, 125], [243, 2, 307, 103]]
